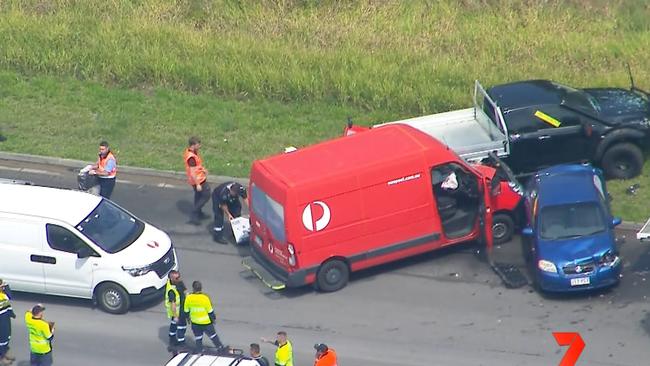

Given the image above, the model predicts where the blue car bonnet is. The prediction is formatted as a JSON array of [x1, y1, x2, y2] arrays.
[[536, 230, 614, 265]]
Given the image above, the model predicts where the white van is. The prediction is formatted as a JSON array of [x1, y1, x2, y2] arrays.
[[0, 183, 178, 314]]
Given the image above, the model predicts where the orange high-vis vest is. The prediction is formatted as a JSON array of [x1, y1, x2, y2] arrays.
[[98, 151, 117, 178], [314, 349, 337, 366], [184, 148, 207, 186]]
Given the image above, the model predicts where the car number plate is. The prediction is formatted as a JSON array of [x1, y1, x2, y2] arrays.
[[570, 277, 590, 286]]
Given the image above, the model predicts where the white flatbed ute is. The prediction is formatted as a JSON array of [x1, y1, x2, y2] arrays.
[[376, 80, 509, 162], [636, 218, 650, 240], [165, 352, 260, 366]]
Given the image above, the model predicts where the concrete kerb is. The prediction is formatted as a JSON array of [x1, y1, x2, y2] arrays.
[[0, 151, 249, 186], [0, 151, 647, 230]]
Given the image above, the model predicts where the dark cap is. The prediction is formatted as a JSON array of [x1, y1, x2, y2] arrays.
[[31, 304, 46, 315], [230, 182, 247, 196], [314, 343, 328, 353]]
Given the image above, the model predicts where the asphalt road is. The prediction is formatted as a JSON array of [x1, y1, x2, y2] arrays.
[[2, 159, 650, 365]]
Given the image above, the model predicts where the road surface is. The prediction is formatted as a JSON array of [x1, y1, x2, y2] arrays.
[[1, 159, 650, 365]]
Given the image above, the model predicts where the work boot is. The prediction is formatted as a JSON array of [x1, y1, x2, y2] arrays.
[[0, 357, 12, 366], [212, 231, 228, 244], [187, 217, 201, 226], [3, 352, 14, 361], [213, 236, 228, 244]]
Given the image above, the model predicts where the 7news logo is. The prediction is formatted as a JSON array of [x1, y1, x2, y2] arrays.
[[553, 332, 585, 366]]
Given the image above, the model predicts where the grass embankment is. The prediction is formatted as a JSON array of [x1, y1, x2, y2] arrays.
[[0, 1, 650, 220]]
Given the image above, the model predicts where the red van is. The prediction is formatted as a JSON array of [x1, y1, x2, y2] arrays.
[[243, 124, 522, 292]]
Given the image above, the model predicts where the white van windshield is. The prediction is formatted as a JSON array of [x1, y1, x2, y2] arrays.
[[76, 200, 145, 253], [251, 184, 286, 242]]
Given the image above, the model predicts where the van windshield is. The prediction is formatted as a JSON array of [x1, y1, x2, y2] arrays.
[[251, 183, 286, 242], [76, 200, 145, 253]]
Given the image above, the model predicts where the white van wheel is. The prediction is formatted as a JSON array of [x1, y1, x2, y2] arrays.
[[96, 283, 130, 314], [316, 260, 349, 292]]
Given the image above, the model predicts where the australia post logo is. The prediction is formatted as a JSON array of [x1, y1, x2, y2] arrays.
[[302, 201, 331, 232]]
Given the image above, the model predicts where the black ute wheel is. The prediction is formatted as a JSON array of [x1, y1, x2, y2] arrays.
[[492, 213, 514, 245], [316, 260, 349, 292], [601, 143, 643, 179], [95, 283, 130, 314]]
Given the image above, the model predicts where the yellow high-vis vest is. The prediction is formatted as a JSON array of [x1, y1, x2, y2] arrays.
[[184, 292, 213, 325], [164, 280, 180, 319], [275, 340, 293, 366], [25, 312, 52, 354]]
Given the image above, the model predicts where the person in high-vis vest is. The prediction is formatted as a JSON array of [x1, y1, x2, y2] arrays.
[[25, 304, 54, 366], [184, 136, 211, 225], [313, 343, 338, 366], [164, 270, 187, 347], [261, 331, 293, 366], [90, 141, 117, 199], [183, 281, 223, 352], [0, 280, 16, 366]]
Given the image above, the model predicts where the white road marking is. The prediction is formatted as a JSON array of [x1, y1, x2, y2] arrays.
[[0, 165, 186, 189], [0, 165, 61, 176]]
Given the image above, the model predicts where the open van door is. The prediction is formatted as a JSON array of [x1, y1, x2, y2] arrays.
[[478, 180, 494, 255]]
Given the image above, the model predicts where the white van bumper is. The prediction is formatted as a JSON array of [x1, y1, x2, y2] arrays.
[[122, 247, 179, 305]]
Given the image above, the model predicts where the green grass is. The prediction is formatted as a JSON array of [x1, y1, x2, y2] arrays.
[[1, 0, 650, 221], [0, 70, 394, 177], [1, 1, 649, 114]]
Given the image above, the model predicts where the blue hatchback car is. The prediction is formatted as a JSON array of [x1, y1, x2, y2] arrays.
[[522, 164, 622, 292]]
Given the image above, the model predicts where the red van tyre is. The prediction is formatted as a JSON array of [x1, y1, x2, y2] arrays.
[[492, 213, 514, 245], [316, 260, 350, 292]]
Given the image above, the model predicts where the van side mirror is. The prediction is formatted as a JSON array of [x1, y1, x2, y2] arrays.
[[611, 217, 622, 227], [521, 227, 534, 236], [77, 247, 94, 259]]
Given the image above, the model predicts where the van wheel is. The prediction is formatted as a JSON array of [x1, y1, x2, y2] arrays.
[[316, 260, 349, 292], [601, 143, 643, 179], [96, 283, 130, 314], [492, 214, 514, 245]]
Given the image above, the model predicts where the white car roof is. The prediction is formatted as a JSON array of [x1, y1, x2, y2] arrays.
[[0, 184, 102, 225], [165, 353, 261, 366]]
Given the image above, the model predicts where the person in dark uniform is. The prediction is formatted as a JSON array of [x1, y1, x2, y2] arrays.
[[250, 343, 270, 366], [0, 280, 16, 366], [211, 181, 248, 244]]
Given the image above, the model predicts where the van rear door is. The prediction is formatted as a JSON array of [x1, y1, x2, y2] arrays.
[[0, 216, 46, 293], [250, 183, 289, 267]]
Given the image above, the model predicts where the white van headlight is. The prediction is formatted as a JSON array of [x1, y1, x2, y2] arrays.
[[122, 265, 152, 277]]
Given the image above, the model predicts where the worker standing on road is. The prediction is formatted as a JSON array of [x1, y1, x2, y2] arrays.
[[184, 137, 211, 225], [211, 181, 248, 244], [313, 343, 337, 366], [89, 141, 117, 199], [250, 343, 270, 366], [165, 270, 187, 348], [0, 280, 16, 366], [261, 331, 293, 366], [183, 281, 224, 352], [25, 304, 54, 366]]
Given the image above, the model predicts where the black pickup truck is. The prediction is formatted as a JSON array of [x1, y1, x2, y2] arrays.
[[486, 79, 650, 179]]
